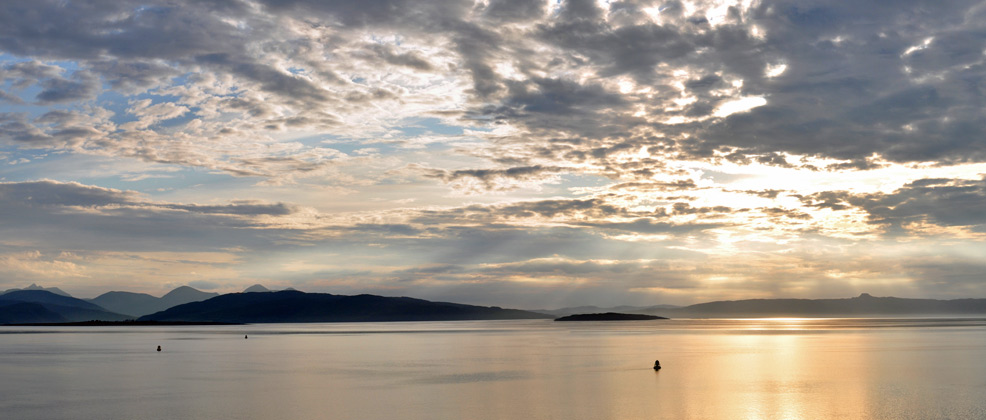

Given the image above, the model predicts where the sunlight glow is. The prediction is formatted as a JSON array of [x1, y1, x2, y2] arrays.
[[713, 96, 767, 117], [765, 63, 787, 78]]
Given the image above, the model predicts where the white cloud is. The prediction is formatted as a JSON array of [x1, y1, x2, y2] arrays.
[[713, 96, 767, 117]]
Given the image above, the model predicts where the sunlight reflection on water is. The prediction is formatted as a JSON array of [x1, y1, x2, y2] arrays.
[[1, 318, 985, 420]]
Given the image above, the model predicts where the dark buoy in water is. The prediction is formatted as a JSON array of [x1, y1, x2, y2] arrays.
[[653, 360, 661, 370], [157, 345, 162, 352], [245, 335, 248, 339]]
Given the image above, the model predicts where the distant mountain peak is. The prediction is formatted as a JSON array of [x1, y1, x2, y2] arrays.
[[88, 286, 218, 318], [243, 284, 271, 293], [161, 286, 218, 301], [2, 284, 72, 297], [0, 289, 128, 321], [857, 293, 874, 299]]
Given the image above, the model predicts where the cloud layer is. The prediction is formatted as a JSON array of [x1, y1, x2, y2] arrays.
[[1, 0, 984, 305]]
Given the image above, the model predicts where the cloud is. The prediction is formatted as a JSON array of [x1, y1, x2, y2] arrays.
[[862, 177, 986, 229], [1, 0, 983, 176], [0, 180, 299, 217], [1, 0, 985, 304], [800, 176, 986, 234], [35, 71, 101, 104], [0, 180, 135, 207], [364, 43, 435, 71], [482, 0, 546, 23], [417, 164, 568, 192], [0, 180, 303, 253], [0, 250, 87, 281]]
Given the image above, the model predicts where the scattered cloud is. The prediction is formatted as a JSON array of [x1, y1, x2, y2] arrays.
[[1, 0, 985, 305]]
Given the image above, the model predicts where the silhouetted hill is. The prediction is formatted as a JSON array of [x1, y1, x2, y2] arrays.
[[555, 312, 668, 321], [243, 284, 270, 293], [139, 290, 554, 323], [159, 286, 219, 308], [1, 283, 72, 297], [0, 301, 67, 324], [89, 286, 219, 317], [644, 294, 986, 318], [3, 290, 106, 311], [0, 290, 130, 322], [89, 292, 160, 317]]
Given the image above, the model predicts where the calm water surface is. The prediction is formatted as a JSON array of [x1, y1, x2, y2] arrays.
[[2, 318, 986, 420]]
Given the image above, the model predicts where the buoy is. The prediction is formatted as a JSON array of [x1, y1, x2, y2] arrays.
[[245, 335, 248, 339], [157, 345, 162, 352], [653, 360, 661, 370]]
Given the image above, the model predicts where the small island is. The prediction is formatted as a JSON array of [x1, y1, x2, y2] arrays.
[[554, 312, 668, 321]]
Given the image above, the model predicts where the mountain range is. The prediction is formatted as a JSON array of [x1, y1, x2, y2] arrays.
[[0, 290, 130, 323], [0, 284, 225, 323], [4, 285, 986, 325], [138, 290, 552, 323], [1, 283, 72, 297], [0, 284, 551, 324], [87, 286, 219, 317], [632, 293, 986, 318]]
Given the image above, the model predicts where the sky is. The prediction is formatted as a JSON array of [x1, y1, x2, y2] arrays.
[[1, 0, 985, 308]]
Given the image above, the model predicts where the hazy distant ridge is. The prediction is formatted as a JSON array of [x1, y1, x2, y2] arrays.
[[644, 294, 986, 318], [139, 290, 553, 323], [88, 286, 219, 317], [7, 288, 986, 324], [1, 283, 72, 297], [535, 304, 681, 317], [0, 290, 130, 322]]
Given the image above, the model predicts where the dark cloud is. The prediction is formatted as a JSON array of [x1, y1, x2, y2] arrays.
[[0, 60, 63, 83], [802, 176, 986, 231], [536, 0, 699, 83], [0, 90, 23, 104], [194, 53, 332, 105], [420, 164, 568, 191], [671, 202, 734, 215], [404, 197, 726, 237], [164, 201, 297, 216], [504, 77, 626, 115], [483, 0, 546, 23], [0, 113, 52, 144], [366, 44, 434, 71], [1, 0, 984, 174], [688, 0, 986, 164], [858, 177, 986, 229], [89, 59, 180, 92], [0, 180, 134, 208], [35, 71, 100, 104], [0, 2, 245, 60], [256, 0, 470, 28], [451, 22, 505, 98], [0, 180, 299, 216], [0, 181, 302, 252]]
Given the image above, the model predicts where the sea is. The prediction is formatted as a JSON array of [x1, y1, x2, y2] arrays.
[[1, 318, 985, 420]]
